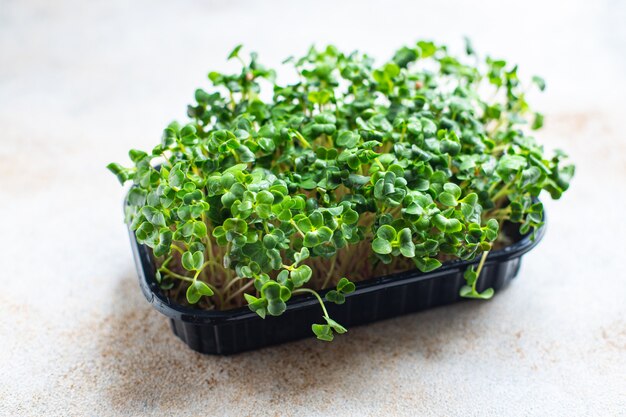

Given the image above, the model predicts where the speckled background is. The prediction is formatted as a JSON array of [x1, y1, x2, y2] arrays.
[[1, 0, 625, 416]]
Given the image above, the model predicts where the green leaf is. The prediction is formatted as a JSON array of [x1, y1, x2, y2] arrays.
[[135, 221, 156, 243], [262, 234, 278, 249], [182, 251, 204, 271], [186, 280, 214, 304], [532, 75, 546, 91], [303, 227, 333, 247], [398, 228, 415, 257], [255, 204, 272, 219], [107, 163, 132, 184], [280, 285, 292, 302], [336, 131, 359, 148], [193, 221, 207, 238], [336, 277, 355, 294], [168, 168, 185, 189], [459, 285, 473, 298], [293, 247, 310, 264], [267, 299, 287, 316], [141, 206, 166, 227], [464, 36, 475, 55], [324, 316, 347, 334], [438, 192, 458, 207], [223, 218, 248, 234], [341, 208, 359, 225], [297, 216, 314, 233], [244, 293, 267, 319], [153, 229, 173, 257], [256, 190, 274, 205], [460, 286, 494, 300], [309, 211, 324, 228], [312, 324, 334, 341], [180, 124, 198, 145], [376, 224, 397, 241], [433, 214, 462, 233], [463, 267, 478, 286], [290, 265, 312, 287], [485, 219, 499, 241], [325, 290, 345, 305], [414, 257, 441, 272], [443, 183, 462, 199], [228, 44, 243, 60], [308, 90, 331, 105], [497, 155, 527, 175], [127, 188, 147, 206], [532, 112, 544, 130], [372, 238, 392, 254], [392, 46, 418, 68], [417, 40, 437, 58], [459, 192, 478, 206], [261, 281, 280, 301]]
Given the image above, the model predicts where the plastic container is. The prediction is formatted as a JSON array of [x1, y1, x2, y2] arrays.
[[129, 218, 545, 355]]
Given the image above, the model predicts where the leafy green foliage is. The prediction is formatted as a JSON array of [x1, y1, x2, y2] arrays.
[[109, 40, 574, 341], [325, 277, 356, 305], [186, 280, 214, 304]]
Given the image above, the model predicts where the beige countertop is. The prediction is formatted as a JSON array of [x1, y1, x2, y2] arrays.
[[1, 0, 625, 415]]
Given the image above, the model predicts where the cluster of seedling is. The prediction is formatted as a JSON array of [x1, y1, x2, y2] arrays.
[[109, 40, 573, 341]]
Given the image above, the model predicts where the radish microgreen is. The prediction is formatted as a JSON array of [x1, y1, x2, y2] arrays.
[[109, 41, 573, 341]]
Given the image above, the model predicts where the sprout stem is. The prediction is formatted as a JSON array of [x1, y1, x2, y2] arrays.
[[321, 257, 337, 289], [293, 288, 328, 318], [473, 250, 490, 293]]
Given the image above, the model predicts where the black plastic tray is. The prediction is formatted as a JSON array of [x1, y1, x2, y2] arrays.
[[129, 218, 545, 355]]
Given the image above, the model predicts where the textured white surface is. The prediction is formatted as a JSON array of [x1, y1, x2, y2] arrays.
[[1, 0, 625, 416]]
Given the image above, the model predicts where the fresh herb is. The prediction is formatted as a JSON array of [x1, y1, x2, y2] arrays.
[[109, 41, 574, 341]]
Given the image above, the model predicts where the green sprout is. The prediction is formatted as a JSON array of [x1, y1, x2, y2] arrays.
[[109, 41, 574, 341]]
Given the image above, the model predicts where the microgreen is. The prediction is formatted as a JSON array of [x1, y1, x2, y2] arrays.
[[109, 40, 574, 341]]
